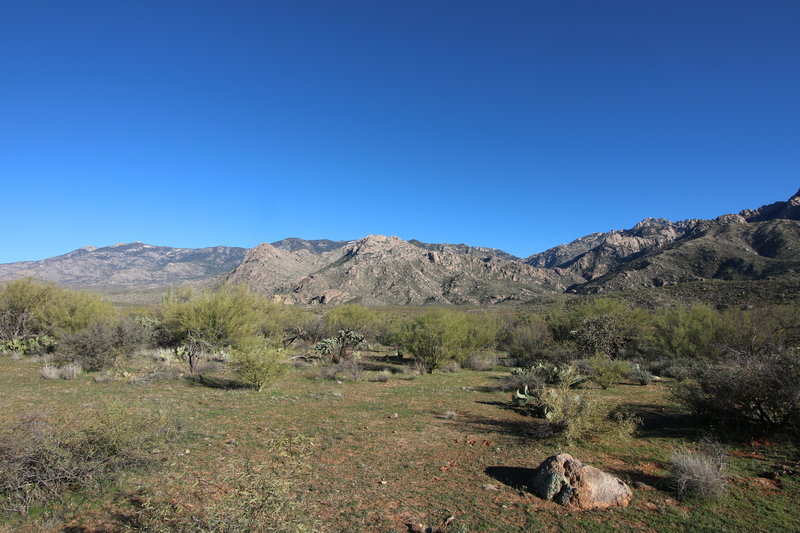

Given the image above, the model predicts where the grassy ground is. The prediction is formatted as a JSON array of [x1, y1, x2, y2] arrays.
[[1, 353, 798, 532]]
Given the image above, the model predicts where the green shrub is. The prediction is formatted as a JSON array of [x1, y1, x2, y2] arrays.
[[162, 284, 267, 374], [497, 314, 555, 364], [538, 389, 638, 444], [399, 309, 497, 373], [589, 355, 632, 389], [0, 278, 114, 346], [231, 339, 287, 391]]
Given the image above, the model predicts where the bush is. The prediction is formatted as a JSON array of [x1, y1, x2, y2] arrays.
[[463, 352, 498, 371], [60, 317, 148, 371], [0, 278, 115, 343], [669, 437, 727, 499], [162, 284, 267, 374], [538, 389, 638, 444], [628, 364, 653, 385], [40, 363, 60, 380], [589, 355, 632, 390], [399, 309, 498, 373], [672, 350, 800, 434], [0, 408, 184, 514], [231, 339, 287, 391], [567, 299, 652, 358], [497, 314, 554, 364]]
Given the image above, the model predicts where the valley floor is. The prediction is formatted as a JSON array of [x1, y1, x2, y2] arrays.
[[1, 354, 799, 532]]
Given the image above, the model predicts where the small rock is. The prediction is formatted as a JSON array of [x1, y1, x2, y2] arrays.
[[483, 483, 499, 491], [634, 481, 654, 491], [379, 480, 387, 485], [389, 413, 399, 419]]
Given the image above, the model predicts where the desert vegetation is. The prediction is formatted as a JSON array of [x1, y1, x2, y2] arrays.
[[1, 278, 799, 531]]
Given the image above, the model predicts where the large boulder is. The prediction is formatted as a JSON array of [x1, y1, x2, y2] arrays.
[[530, 453, 632, 510]]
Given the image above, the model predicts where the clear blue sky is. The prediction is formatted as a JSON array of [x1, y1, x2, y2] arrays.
[[1, 0, 798, 263]]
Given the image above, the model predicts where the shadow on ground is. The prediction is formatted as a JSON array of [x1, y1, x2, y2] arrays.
[[485, 466, 536, 490]]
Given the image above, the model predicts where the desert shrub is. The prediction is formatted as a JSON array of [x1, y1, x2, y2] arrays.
[[669, 437, 727, 499], [628, 364, 653, 385], [60, 316, 148, 371], [399, 309, 498, 373], [653, 305, 727, 359], [537, 389, 638, 444], [0, 408, 185, 514], [566, 299, 652, 358], [123, 434, 316, 533], [40, 363, 60, 380], [497, 314, 554, 364], [324, 304, 375, 338], [499, 362, 587, 392], [463, 352, 498, 371], [588, 355, 633, 389], [314, 329, 365, 363], [0, 278, 114, 343], [440, 361, 462, 373], [162, 284, 267, 374], [231, 339, 287, 391], [672, 350, 800, 434]]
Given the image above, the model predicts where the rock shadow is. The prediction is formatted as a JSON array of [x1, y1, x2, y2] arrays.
[[485, 466, 536, 491]]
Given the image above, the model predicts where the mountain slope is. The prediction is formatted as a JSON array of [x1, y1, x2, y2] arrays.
[[275, 235, 580, 305], [0, 243, 247, 289]]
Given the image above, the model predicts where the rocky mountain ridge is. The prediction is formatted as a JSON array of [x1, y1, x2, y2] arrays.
[[2, 189, 798, 303]]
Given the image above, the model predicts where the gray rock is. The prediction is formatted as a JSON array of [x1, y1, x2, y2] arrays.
[[530, 453, 633, 510]]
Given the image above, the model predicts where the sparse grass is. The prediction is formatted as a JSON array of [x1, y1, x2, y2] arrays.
[[2, 353, 799, 532]]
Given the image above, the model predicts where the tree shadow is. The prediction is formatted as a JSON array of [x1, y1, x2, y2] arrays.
[[485, 466, 537, 491], [184, 374, 253, 390], [451, 411, 553, 441], [625, 402, 700, 440]]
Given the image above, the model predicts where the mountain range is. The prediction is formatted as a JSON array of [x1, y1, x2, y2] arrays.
[[1, 190, 798, 305]]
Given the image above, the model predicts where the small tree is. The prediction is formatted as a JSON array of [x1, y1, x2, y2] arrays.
[[231, 338, 286, 391], [399, 309, 495, 373], [163, 284, 266, 374]]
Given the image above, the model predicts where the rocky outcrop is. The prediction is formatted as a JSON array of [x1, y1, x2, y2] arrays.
[[226, 242, 326, 293], [278, 235, 581, 305], [530, 454, 633, 510]]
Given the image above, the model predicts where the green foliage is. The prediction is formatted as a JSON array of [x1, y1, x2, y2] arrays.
[[398, 309, 498, 373], [231, 338, 287, 391], [588, 355, 633, 389], [324, 304, 375, 338], [0, 278, 114, 343], [0, 335, 57, 356], [507, 362, 587, 394], [162, 284, 266, 373], [653, 304, 727, 359], [537, 388, 639, 444], [497, 313, 554, 364]]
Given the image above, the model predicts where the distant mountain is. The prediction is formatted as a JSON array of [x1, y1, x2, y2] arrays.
[[2, 190, 799, 304], [268, 235, 577, 305], [0, 243, 246, 289]]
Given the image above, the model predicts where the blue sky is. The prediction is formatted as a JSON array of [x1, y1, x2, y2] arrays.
[[1, 1, 798, 263]]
